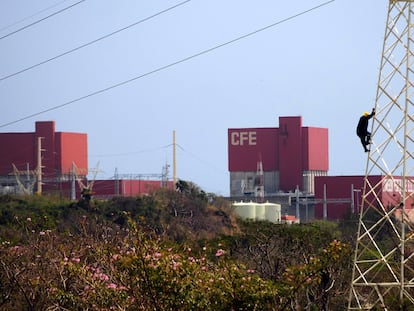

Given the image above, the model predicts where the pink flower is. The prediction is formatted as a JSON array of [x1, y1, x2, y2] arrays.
[[94, 273, 102, 280], [172, 260, 181, 271], [215, 249, 225, 257], [107, 283, 117, 289], [39, 231, 45, 236], [26, 217, 31, 222], [154, 252, 162, 258], [11, 246, 20, 253]]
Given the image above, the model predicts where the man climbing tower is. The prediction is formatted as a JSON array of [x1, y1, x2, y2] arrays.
[[356, 108, 375, 152]]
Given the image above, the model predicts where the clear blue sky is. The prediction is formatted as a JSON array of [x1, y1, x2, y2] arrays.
[[0, 0, 388, 196]]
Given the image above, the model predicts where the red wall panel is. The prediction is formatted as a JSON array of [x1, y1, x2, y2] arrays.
[[56, 132, 88, 175], [315, 175, 414, 220], [278, 117, 302, 192], [381, 176, 414, 210], [92, 180, 116, 198], [314, 175, 382, 220], [122, 180, 164, 195], [35, 121, 56, 179], [0, 133, 36, 175], [228, 128, 278, 171], [302, 127, 329, 171], [92, 180, 174, 198]]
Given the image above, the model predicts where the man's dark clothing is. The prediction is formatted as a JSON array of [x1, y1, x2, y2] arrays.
[[357, 111, 375, 152]]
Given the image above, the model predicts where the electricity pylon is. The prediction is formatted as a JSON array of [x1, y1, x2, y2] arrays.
[[348, 1, 414, 309]]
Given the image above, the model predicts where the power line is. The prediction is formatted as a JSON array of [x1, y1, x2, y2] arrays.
[[0, 0, 335, 129], [89, 145, 171, 158], [0, 0, 74, 33], [0, 0, 86, 40], [177, 144, 228, 175], [0, 0, 192, 82]]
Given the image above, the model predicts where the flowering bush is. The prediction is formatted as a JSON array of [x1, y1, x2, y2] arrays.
[[0, 215, 280, 310], [0, 195, 353, 310], [114, 230, 280, 310], [283, 240, 352, 310]]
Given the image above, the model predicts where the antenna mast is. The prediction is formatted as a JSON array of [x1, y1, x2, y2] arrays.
[[36, 137, 44, 195], [255, 158, 264, 202], [349, 1, 414, 309], [173, 130, 177, 186]]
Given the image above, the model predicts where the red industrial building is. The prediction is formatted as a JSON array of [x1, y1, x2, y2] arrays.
[[314, 175, 367, 220], [92, 179, 173, 199], [227, 117, 414, 221], [228, 116, 329, 197], [0, 121, 88, 194], [0, 121, 173, 198], [314, 175, 414, 221]]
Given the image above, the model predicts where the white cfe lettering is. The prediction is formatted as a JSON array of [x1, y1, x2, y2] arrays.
[[231, 131, 257, 146]]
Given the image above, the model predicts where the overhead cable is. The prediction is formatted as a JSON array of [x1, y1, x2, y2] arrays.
[[0, 0, 86, 40], [90, 145, 172, 158], [177, 144, 228, 175], [0, 0, 191, 82], [0, 0, 74, 33], [0, 0, 335, 129]]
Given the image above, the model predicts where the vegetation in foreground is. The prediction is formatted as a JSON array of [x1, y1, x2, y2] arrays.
[[0, 183, 355, 310]]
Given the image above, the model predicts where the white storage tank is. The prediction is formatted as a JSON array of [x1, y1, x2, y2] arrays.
[[263, 202, 281, 223], [233, 201, 256, 220], [232, 201, 281, 223], [255, 203, 266, 221]]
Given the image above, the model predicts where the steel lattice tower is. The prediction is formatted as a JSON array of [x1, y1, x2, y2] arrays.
[[348, 1, 414, 309]]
